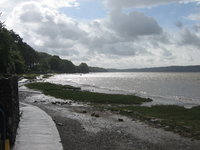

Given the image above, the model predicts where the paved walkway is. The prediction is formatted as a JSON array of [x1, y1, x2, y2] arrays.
[[14, 103, 63, 150]]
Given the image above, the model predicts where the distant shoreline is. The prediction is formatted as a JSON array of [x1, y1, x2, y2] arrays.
[[107, 65, 200, 72]]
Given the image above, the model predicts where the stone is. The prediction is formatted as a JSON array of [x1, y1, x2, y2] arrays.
[[82, 110, 87, 113], [118, 118, 124, 122]]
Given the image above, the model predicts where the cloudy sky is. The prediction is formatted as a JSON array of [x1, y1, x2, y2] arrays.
[[1, 0, 200, 69]]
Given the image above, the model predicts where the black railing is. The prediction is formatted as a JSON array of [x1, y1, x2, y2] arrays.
[[0, 108, 6, 150]]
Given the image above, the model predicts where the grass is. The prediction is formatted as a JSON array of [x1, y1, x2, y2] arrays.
[[25, 82, 152, 105], [22, 74, 39, 79], [110, 105, 200, 140]]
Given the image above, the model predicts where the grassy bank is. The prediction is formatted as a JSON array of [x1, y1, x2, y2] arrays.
[[20, 73, 53, 79], [110, 105, 200, 140], [22, 73, 39, 79], [25, 82, 152, 105]]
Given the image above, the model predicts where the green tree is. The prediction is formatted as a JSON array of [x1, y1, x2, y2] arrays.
[[11, 50, 25, 73], [10, 30, 39, 71], [0, 28, 15, 74], [77, 63, 89, 73], [48, 55, 63, 72], [61, 60, 76, 73]]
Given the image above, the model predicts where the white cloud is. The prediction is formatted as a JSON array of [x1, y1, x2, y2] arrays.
[[187, 13, 200, 21], [1, 0, 200, 68]]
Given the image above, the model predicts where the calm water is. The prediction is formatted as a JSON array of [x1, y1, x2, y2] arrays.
[[46, 72, 200, 107]]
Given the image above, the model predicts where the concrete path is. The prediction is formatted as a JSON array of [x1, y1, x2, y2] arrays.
[[13, 103, 63, 150]]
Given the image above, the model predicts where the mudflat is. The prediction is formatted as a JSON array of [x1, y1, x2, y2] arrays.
[[19, 88, 200, 150]]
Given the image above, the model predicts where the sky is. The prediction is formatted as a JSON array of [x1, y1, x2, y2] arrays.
[[1, 0, 200, 69]]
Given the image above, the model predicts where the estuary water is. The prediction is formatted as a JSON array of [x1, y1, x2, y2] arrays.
[[46, 72, 200, 108]]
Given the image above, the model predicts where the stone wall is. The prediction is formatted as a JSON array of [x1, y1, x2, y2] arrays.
[[0, 75, 19, 146]]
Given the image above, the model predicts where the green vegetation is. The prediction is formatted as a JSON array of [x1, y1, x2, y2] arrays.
[[0, 15, 89, 74], [22, 74, 39, 79], [110, 105, 200, 140], [25, 82, 152, 105]]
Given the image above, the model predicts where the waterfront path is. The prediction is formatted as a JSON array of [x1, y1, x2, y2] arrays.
[[13, 103, 63, 150]]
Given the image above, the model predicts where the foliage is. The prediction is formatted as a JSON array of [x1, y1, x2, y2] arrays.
[[22, 74, 39, 79], [25, 82, 152, 105], [0, 28, 25, 74], [77, 63, 89, 73]]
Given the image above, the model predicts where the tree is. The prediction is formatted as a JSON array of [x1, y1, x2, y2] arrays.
[[61, 60, 76, 73], [0, 13, 4, 29], [48, 55, 63, 72], [0, 28, 15, 74], [77, 63, 89, 73], [11, 50, 25, 73], [10, 31, 39, 71]]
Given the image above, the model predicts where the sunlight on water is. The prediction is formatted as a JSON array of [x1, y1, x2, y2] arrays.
[[46, 72, 200, 107]]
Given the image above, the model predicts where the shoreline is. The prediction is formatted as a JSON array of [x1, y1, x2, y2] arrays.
[[24, 82, 200, 140], [18, 86, 200, 150]]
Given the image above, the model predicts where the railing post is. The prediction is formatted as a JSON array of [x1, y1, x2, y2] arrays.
[[0, 108, 6, 150]]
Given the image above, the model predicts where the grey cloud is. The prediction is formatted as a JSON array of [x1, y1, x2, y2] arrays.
[[80, 10, 163, 58], [36, 21, 86, 40], [162, 49, 176, 60], [89, 39, 151, 57], [104, 0, 182, 9], [179, 29, 200, 47], [107, 10, 163, 38], [193, 24, 200, 32], [20, 11, 42, 23], [18, 3, 43, 23], [175, 21, 183, 28]]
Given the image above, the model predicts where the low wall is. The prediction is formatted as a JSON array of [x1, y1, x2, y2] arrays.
[[0, 75, 19, 146]]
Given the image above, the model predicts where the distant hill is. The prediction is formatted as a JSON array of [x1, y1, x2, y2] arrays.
[[107, 65, 200, 72], [89, 67, 108, 72]]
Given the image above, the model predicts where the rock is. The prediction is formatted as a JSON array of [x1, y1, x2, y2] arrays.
[[95, 114, 100, 117], [56, 122, 64, 126], [118, 118, 124, 122], [82, 110, 87, 113], [51, 102, 57, 105], [91, 112, 95, 116]]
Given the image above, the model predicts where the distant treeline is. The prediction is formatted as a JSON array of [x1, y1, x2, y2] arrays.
[[108, 65, 200, 72], [0, 20, 92, 74]]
